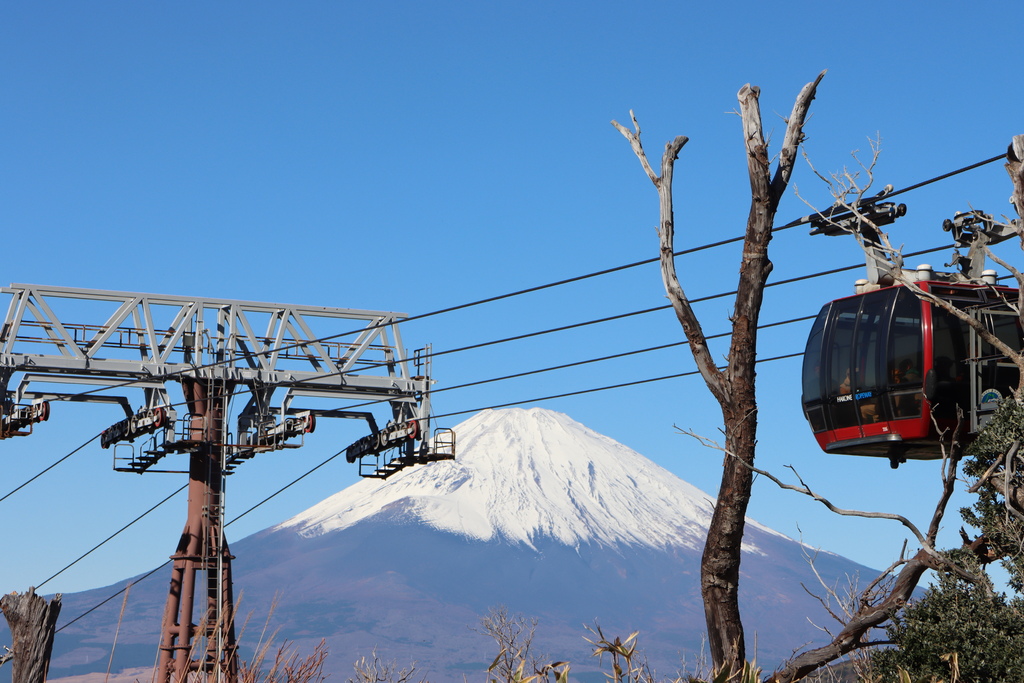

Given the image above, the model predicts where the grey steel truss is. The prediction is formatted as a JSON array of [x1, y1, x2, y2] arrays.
[[0, 283, 445, 474], [0, 282, 454, 683]]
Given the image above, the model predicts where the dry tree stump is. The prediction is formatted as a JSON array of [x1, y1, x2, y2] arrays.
[[1, 588, 62, 683]]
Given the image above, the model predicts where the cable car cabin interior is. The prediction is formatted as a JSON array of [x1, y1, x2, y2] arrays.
[[801, 280, 1022, 467]]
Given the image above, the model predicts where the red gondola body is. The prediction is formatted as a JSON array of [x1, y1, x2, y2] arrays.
[[801, 280, 1021, 465]]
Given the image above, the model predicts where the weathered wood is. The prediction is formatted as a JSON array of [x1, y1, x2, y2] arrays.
[[767, 550, 933, 683], [1, 588, 62, 683], [766, 431, 969, 683], [613, 71, 824, 676], [611, 116, 728, 403], [699, 73, 823, 676], [1005, 134, 1024, 219]]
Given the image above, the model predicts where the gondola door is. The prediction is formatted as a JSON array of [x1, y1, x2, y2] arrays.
[[968, 306, 1023, 432], [824, 290, 888, 442]]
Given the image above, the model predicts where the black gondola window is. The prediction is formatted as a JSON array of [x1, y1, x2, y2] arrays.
[[827, 297, 861, 430], [979, 310, 1022, 397], [850, 292, 886, 424], [930, 306, 971, 419], [802, 308, 829, 432], [887, 288, 923, 419]]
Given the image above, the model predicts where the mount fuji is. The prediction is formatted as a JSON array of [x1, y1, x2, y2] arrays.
[[39, 408, 875, 682]]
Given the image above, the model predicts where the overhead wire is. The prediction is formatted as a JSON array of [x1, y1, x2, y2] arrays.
[[36, 484, 187, 591], [43, 194, 1014, 629], [58, 445, 353, 632], [8, 151, 1014, 616], [310, 243, 957, 395], [56, 561, 169, 633], [433, 352, 806, 421], [18, 228, 983, 612], [884, 153, 1006, 200], [0, 433, 100, 503], [0, 242, 960, 505], [15, 151, 1007, 408], [55, 347, 805, 632], [34, 311, 816, 610], [43, 435, 346, 597], [351, 314, 818, 407], [42, 311, 817, 621]]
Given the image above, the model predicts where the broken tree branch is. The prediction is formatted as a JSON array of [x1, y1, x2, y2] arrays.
[[611, 114, 728, 404], [680, 425, 984, 682], [0, 588, 62, 683]]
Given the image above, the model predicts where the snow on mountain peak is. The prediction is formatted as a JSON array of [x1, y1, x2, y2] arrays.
[[278, 408, 759, 551]]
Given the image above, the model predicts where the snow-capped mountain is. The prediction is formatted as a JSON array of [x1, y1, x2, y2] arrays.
[[282, 407, 761, 551], [41, 408, 876, 682]]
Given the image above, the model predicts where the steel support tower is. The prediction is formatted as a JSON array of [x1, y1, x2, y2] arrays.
[[0, 284, 452, 683], [159, 377, 238, 683]]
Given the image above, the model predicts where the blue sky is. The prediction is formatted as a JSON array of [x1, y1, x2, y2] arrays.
[[2, 0, 1023, 611]]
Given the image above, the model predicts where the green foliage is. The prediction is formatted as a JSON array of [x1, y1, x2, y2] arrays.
[[870, 566, 1024, 683], [960, 398, 1024, 590], [869, 401, 1024, 682]]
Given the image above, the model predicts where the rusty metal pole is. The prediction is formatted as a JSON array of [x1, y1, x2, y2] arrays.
[[157, 378, 238, 683]]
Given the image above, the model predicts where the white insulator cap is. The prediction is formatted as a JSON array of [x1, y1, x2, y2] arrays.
[[916, 264, 934, 282], [982, 269, 998, 285], [854, 278, 869, 294]]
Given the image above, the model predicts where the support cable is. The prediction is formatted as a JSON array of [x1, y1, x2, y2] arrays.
[[432, 352, 805, 421], [36, 313, 817, 593], [38, 312, 816, 609], [51, 350, 802, 638], [56, 562, 170, 633], [284, 243, 955, 385], [18, 151, 1005, 406], [35, 484, 187, 591], [39, 206, 1017, 599], [0, 243, 957, 502], [0, 434, 99, 503], [344, 315, 817, 410], [41, 152, 1010, 630]]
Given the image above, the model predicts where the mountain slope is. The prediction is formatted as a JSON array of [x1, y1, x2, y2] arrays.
[[281, 407, 778, 552], [39, 408, 876, 682]]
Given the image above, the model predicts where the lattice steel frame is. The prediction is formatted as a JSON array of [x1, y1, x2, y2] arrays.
[[0, 283, 436, 683]]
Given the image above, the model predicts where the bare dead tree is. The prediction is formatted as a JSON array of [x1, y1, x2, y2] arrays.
[[797, 546, 895, 682], [764, 443, 973, 682], [0, 588, 62, 683], [682, 421, 977, 683], [613, 71, 825, 675], [476, 606, 541, 681], [347, 648, 425, 683]]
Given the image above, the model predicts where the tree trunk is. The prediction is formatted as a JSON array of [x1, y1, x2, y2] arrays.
[[613, 72, 823, 675], [699, 75, 824, 675], [1, 588, 62, 683]]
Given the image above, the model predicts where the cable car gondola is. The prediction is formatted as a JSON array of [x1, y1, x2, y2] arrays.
[[801, 272, 1022, 467]]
